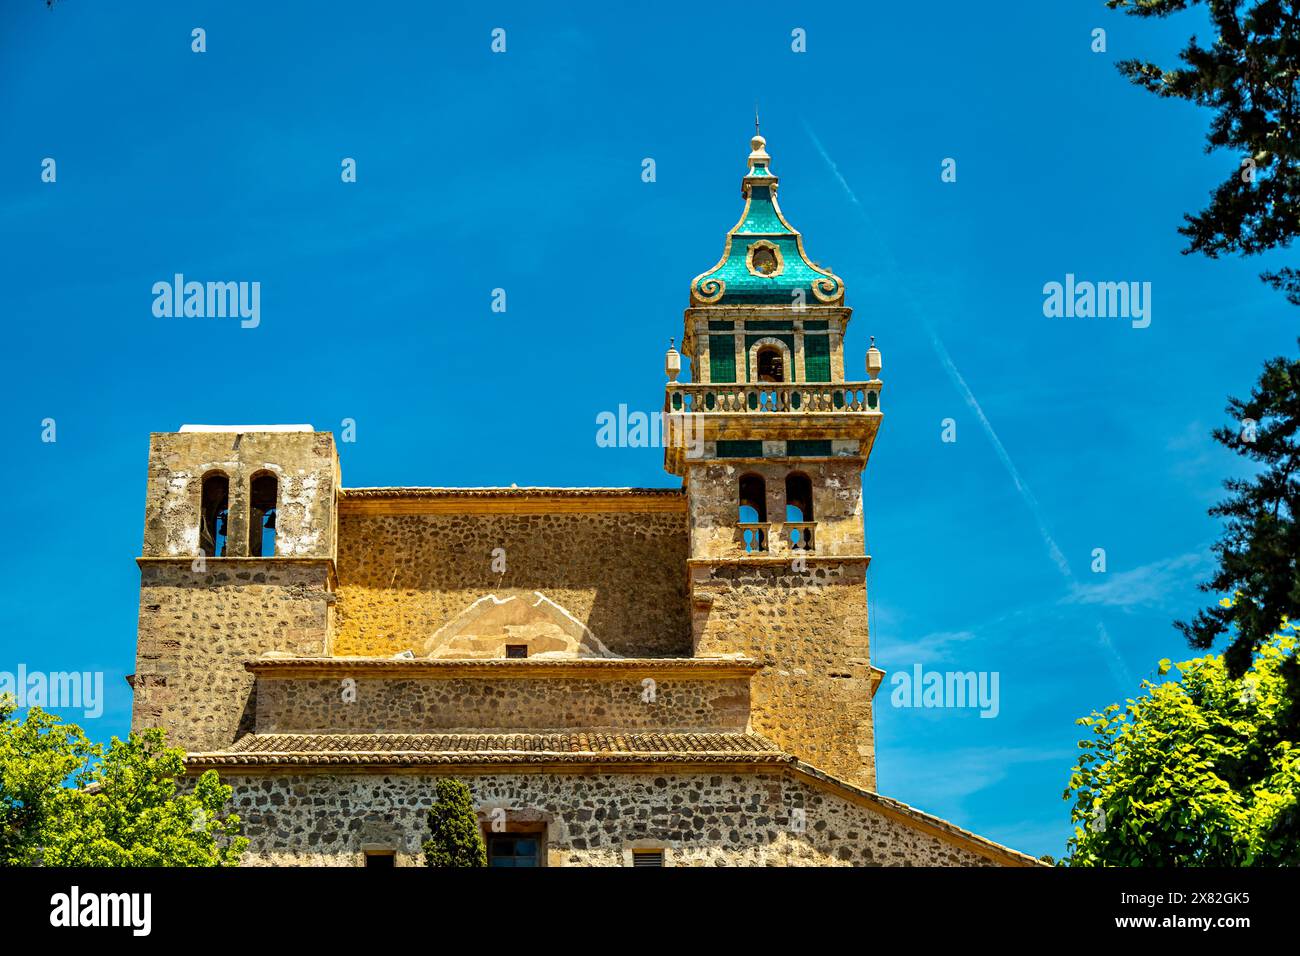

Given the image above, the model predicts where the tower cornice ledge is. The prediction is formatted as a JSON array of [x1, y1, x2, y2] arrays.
[[244, 657, 761, 679], [686, 554, 870, 567]]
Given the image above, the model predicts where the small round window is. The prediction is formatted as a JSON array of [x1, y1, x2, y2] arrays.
[[751, 246, 779, 276]]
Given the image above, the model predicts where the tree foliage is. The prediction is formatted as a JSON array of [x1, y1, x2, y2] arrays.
[[1176, 343, 1300, 688], [422, 778, 487, 867], [1064, 624, 1300, 865], [0, 698, 247, 866], [1107, 0, 1300, 302]]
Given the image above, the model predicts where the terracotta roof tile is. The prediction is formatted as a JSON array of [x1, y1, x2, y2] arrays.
[[186, 732, 787, 768]]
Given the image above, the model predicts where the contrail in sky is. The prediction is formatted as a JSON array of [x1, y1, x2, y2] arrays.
[[803, 123, 1135, 691]]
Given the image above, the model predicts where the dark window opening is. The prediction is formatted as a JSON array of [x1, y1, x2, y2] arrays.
[[785, 473, 814, 522], [738, 473, 767, 523], [505, 644, 528, 659], [738, 473, 768, 553], [364, 851, 395, 868], [249, 472, 278, 557], [488, 834, 540, 867], [199, 472, 230, 558], [632, 849, 665, 867], [756, 347, 784, 383]]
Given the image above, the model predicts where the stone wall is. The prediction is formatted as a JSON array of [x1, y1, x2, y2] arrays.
[[217, 770, 996, 867], [132, 560, 333, 752], [254, 674, 750, 734], [691, 561, 875, 789], [333, 509, 690, 657]]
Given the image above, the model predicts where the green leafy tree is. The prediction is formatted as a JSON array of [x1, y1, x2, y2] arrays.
[[1175, 344, 1300, 690], [1064, 624, 1300, 865], [422, 778, 487, 867], [0, 699, 96, 864], [0, 698, 247, 866], [1107, 0, 1300, 302]]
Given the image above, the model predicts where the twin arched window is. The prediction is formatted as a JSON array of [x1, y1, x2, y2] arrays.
[[738, 472, 815, 522], [737, 472, 815, 552], [198, 471, 278, 557]]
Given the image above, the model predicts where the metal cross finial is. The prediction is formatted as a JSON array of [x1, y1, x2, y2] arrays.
[[754, 104, 760, 137]]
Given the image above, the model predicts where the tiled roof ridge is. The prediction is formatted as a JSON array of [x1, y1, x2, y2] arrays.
[[222, 730, 779, 755], [787, 760, 1045, 867], [186, 731, 787, 768]]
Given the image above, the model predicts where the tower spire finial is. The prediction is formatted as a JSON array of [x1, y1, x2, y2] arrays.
[[755, 103, 760, 137], [747, 123, 770, 170]]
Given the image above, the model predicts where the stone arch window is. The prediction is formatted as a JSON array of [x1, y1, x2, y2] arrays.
[[199, 471, 230, 557], [738, 473, 767, 523], [249, 471, 278, 557], [785, 472, 815, 552], [738, 473, 768, 553], [756, 346, 784, 383], [785, 472, 814, 522], [747, 337, 793, 384]]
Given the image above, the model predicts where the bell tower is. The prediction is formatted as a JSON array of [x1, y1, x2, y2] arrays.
[[665, 131, 884, 789]]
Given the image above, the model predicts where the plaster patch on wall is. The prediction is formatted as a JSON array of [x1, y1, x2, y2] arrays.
[[422, 591, 619, 659], [162, 473, 196, 555]]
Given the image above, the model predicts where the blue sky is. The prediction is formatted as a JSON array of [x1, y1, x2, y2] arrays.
[[2, 1, 1295, 859]]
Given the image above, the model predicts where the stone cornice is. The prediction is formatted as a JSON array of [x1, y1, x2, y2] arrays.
[[187, 755, 790, 773], [687, 555, 871, 567], [135, 556, 338, 588], [136, 556, 335, 566], [244, 656, 760, 679]]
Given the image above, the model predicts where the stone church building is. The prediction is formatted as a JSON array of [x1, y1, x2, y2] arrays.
[[129, 132, 1036, 867]]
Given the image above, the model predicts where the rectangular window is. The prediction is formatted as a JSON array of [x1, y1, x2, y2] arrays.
[[708, 335, 736, 383], [787, 440, 833, 457], [505, 644, 528, 659], [804, 334, 831, 382], [364, 851, 395, 868], [716, 440, 764, 458], [631, 850, 665, 867], [488, 834, 540, 867]]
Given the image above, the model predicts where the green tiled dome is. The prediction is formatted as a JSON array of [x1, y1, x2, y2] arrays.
[[690, 134, 844, 307]]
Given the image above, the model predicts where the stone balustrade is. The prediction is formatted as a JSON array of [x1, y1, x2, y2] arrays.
[[666, 381, 881, 414], [736, 522, 769, 554], [785, 521, 815, 551], [733, 521, 818, 556]]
